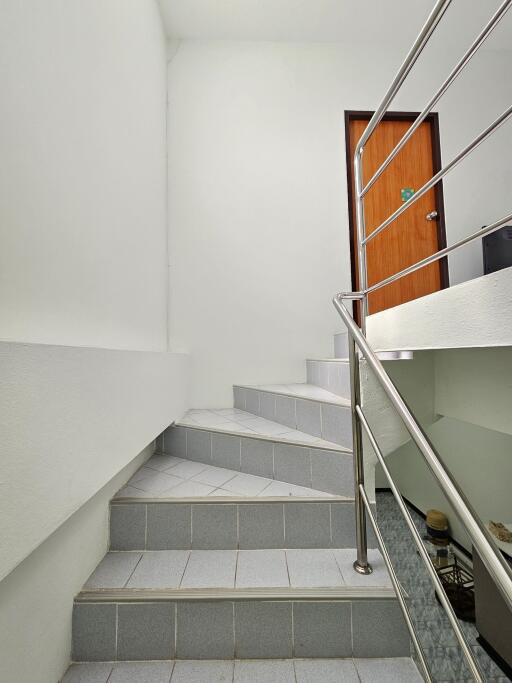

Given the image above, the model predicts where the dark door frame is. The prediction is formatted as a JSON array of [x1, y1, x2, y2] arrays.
[[344, 110, 450, 302]]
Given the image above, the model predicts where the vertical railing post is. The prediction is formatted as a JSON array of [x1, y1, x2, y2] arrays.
[[354, 148, 369, 331], [348, 334, 372, 575]]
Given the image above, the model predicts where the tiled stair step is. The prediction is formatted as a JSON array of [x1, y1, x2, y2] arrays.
[[110, 498, 381, 551], [233, 385, 352, 448], [157, 424, 353, 495], [306, 359, 351, 399], [62, 657, 424, 683], [73, 549, 410, 662]]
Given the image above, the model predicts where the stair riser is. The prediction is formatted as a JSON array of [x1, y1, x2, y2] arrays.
[[110, 501, 377, 551], [160, 426, 353, 496], [334, 331, 349, 359], [73, 598, 410, 661], [232, 389, 352, 448], [306, 360, 351, 399]]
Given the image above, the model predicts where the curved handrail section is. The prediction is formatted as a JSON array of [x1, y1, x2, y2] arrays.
[[333, 293, 512, 614]]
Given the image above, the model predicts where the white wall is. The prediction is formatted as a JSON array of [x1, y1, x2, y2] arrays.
[[0, 341, 189, 582], [0, 442, 152, 683], [167, 39, 512, 406], [0, 0, 168, 350]]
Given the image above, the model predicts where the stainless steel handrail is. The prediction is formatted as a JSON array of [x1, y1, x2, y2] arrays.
[[334, 293, 512, 612], [366, 210, 512, 295], [357, 407, 483, 682], [360, 0, 512, 197], [362, 103, 512, 246], [337, 1, 512, 681], [333, 294, 512, 682]]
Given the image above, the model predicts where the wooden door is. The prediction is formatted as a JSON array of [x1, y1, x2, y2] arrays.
[[346, 112, 448, 317]]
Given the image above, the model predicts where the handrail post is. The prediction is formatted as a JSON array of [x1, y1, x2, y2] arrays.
[[348, 334, 372, 574], [354, 148, 369, 330]]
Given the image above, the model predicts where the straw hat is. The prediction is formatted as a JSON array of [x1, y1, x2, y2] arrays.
[[426, 509, 449, 542]]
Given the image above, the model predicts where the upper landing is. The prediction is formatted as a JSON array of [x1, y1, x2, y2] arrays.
[[366, 267, 512, 352]]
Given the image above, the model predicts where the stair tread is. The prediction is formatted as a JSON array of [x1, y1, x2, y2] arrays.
[[81, 548, 392, 593], [177, 409, 349, 452], [115, 455, 348, 500], [62, 657, 424, 683], [235, 382, 350, 406]]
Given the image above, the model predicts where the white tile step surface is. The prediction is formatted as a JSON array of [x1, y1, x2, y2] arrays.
[[61, 657, 423, 682], [116, 453, 344, 500], [82, 549, 392, 591], [177, 408, 345, 451], [236, 383, 350, 406]]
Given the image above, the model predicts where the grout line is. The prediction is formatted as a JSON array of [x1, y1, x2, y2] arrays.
[[124, 553, 144, 588], [168, 659, 175, 683], [178, 550, 192, 589], [114, 603, 119, 661]]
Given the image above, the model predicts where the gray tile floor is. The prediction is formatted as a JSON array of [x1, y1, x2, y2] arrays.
[[83, 548, 392, 591], [376, 492, 512, 683], [178, 408, 342, 449], [115, 453, 339, 499], [61, 657, 423, 682], [236, 383, 350, 405]]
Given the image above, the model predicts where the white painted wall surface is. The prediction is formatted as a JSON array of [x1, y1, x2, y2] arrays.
[[0, 0, 168, 350], [386, 417, 512, 551], [0, 341, 189, 583], [167, 39, 512, 406], [0, 443, 152, 683]]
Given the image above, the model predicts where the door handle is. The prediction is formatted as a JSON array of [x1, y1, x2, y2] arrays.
[[426, 211, 439, 221]]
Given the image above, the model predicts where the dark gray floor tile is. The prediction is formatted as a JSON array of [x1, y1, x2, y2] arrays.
[[259, 392, 276, 421], [72, 603, 116, 662], [238, 503, 284, 549], [296, 399, 322, 438], [321, 404, 352, 448], [352, 600, 411, 657], [187, 429, 212, 464], [192, 504, 237, 549], [110, 503, 146, 550], [211, 433, 241, 470], [275, 395, 296, 430], [164, 425, 187, 458], [284, 503, 331, 548], [117, 603, 175, 660], [274, 443, 311, 488], [235, 602, 292, 658], [176, 602, 234, 659], [146, 503, 191, 550], [240, 438, 274, 478], [293, 602, 352, 657], [109, 662, 174, 683], [233, 387, 246, 410], [310, 449, 354, 496]]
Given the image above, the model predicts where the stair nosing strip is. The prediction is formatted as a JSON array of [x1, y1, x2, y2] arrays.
[[233, 384, 351, 408], [173, 423, 351, 453], [76, 586, 397, 602], [305, 358, 349, 363], [110, 495, 355, 504]]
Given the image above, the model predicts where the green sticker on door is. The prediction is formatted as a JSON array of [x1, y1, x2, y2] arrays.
[[401, 187, 415, 202]]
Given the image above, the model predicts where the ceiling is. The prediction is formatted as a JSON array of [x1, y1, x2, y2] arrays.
[[157, 0, 512, 48]]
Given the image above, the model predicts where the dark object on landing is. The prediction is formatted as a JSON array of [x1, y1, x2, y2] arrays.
[[435, 558, 475, 622], [482, 225, 512, 275]]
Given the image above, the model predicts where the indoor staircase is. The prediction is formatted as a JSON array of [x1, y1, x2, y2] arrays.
[[61, 332, 423, 682]]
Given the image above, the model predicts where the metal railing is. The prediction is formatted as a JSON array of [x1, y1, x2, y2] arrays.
[[333, 1, 512, 681]]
